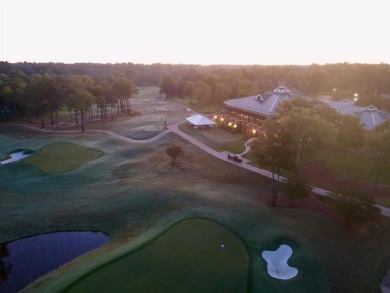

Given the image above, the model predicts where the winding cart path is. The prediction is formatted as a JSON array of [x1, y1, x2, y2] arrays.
[[2, 122, 390, 217]]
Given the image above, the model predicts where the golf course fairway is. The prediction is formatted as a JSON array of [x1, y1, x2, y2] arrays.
[[65, 219, 249, 293]]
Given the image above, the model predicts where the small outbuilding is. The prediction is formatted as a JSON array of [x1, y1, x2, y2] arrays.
[[186, 114, 216, 128]]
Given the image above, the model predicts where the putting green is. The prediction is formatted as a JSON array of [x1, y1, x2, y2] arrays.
[[66, 219, 249, 293], [22, 142, 103, 173]]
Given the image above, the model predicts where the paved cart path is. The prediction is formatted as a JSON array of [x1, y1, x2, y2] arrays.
[[2, 122, 389, 217]]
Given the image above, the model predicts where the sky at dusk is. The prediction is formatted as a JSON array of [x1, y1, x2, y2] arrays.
[[1, 0, 389, 65]]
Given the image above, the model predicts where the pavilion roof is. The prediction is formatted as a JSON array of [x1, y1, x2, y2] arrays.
[[185, 114, 216, 126]]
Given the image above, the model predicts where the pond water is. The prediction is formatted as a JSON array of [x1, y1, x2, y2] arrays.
[[0, 231, 109, 292]]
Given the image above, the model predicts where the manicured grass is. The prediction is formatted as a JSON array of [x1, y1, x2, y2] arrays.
[[134, 86, 161, 100], [215, 140, 247, 154], [245, 143, 390, 206], [2, 127, 390, 293], [169, 96, 192, 106], [179, 123, 247, 154], [22, 142, 103, 173], [168, 96, 223, 113], [66, 219, 249, 293], [316, 147, 390, 185], [2, 92, 390, 293]]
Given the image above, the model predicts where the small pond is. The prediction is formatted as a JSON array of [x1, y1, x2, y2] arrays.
[[0, 231, 109, 292]]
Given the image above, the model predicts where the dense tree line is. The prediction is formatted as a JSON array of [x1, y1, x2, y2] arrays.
[[159, 63, 390, 106], [1, 61, 389, 129], [1, 61, 389, 101], [0, 69, 137, 131]]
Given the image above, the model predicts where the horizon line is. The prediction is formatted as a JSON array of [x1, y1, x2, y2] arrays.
[[1, 60, 389, 67]]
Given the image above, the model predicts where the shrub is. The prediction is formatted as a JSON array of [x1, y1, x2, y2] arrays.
[[330, 190, 380, 224], [165, 145, 184, 166]]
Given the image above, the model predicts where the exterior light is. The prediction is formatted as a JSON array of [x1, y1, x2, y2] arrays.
[[228, 122, 232, 126], [354, 93, 358, 97], [220, 117, 224, 122], [252, 129, 256, 134], [233, 124, 237, 128], [333, 88, 336, 92], [213, 115, 218, 119], [354, 97, 358, 101]]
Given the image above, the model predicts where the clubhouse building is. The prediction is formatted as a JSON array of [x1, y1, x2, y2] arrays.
[[212, 86, 299, 136]]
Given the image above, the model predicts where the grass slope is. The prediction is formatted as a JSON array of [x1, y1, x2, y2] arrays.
[[1, 128, 389, 293], [66, 219, 249, 293]]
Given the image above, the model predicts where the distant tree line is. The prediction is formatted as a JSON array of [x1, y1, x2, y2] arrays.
[[1, 61, 390, 103], [159, 63, 390, 109], [1, 61, 390, 128], [0, 68, 137, 131]]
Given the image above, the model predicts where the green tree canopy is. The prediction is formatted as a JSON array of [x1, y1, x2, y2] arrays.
[[23, 74, 49, 128], [282, 172, 312, 200], [112, 77, 137, 115], [365, 121, 390, 195], [330, 189, 380, 225], [159, 75, 179, 98], [67, 75, 96, 132], [166, 145, 184, 166], [252, 119, 296, 206], [190, 81, 212, 105], [279, 108, 338, 171], [277, 97, 339, 122]]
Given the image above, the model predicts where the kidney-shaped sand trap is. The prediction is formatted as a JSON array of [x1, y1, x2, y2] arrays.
[[262, 244, 298, 280]]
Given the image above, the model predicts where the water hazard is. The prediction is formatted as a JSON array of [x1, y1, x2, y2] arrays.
[[0, 231, 109, 292]]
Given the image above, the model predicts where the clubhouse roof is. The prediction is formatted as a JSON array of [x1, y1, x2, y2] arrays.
[[316, 97, 390, 130], [223, 87, 390, 131], [223, 86, 299, 119]]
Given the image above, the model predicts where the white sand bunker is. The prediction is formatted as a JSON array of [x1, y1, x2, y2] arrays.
[[1, 151, 32, 164], [262, 244, 298, 280]]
